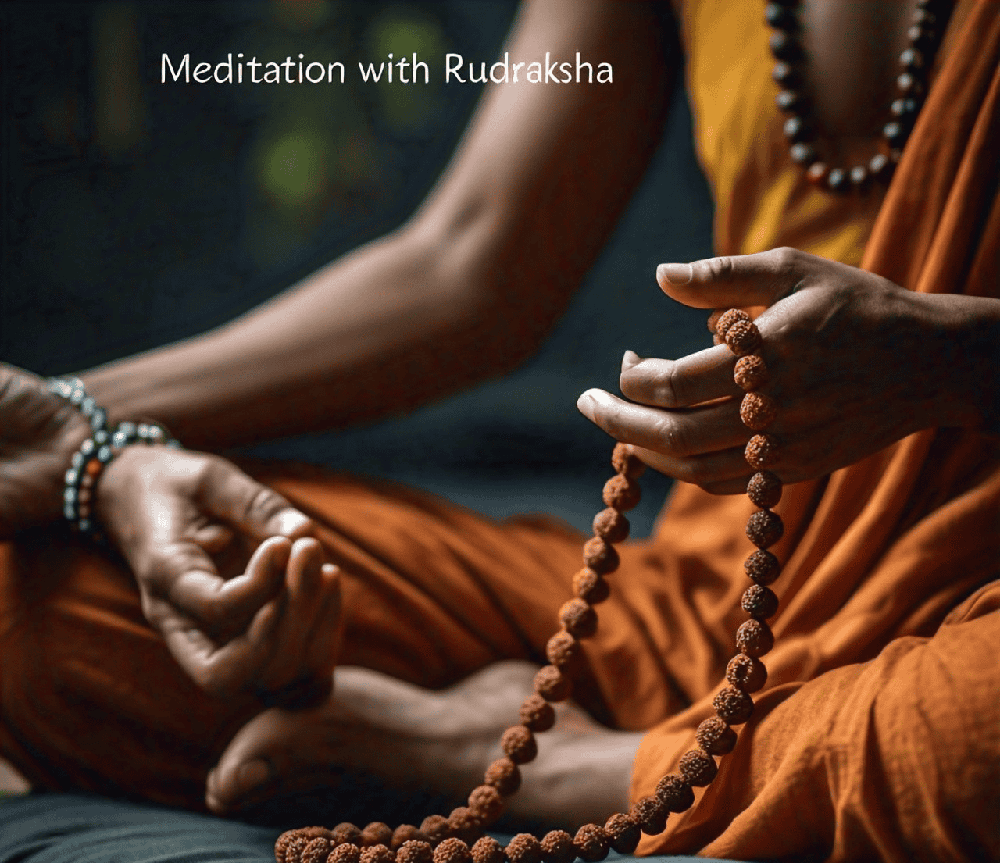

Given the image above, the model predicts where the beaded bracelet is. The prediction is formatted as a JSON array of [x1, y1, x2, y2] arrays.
[[49, 378, 179, 540], [275, 309, 784, 863]]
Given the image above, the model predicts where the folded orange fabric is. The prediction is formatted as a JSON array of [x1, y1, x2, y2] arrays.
[[630, 1, 1000, 859]]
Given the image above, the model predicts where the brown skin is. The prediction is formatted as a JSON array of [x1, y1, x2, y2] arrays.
[[4, 0, 999, 824], [578, 249, 1000, 494], [206, 661, 642, 830], [79, 0, 672, 451], [0, 364, 342, 701]]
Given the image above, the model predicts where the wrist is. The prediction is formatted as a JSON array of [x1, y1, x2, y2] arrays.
[[921, 293, 1000, 434]]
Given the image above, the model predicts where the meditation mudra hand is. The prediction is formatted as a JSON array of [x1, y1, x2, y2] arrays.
[[95, 446, 343, 701], [578, 248, 982, 492], [0, 364, 342, 702]]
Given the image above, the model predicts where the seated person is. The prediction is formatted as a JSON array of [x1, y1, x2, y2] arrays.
[[1, 1, 998, 861]]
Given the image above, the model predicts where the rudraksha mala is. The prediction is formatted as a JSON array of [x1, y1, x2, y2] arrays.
[[275, 310, 782, 863], [767, 0, 954, 193]]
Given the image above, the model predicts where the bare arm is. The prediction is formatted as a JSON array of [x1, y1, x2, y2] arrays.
[[81, 0, 676, 451]]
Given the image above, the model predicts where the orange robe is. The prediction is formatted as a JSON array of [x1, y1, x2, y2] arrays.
[[1, 1, 998, 861]]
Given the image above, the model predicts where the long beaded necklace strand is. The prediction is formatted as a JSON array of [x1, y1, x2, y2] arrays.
[[768, 0, 954, 193], [273, 308, 781, 863], [268, 7, 955, 856]]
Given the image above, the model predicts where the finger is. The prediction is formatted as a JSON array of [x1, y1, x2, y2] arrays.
[[198, 459, 313, 542], [629, 444, 754, 493], [160, 593, 281, 696], [655, 247, 812, 310], [619, 346, 741, 408], [577, 388, 747, 457], [155, 536, 290, 633], [302, 563, 343, 684], [254, 537, 325, 693], [259, 563, 341, 710]]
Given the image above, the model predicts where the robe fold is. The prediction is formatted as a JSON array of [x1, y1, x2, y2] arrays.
[[1, 1, 997, 861]]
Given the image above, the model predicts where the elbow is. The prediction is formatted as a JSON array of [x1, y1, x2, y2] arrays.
[[406, 201, 553, 376]]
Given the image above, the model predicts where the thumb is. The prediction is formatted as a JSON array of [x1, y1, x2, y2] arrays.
[[656, 247, 807, 309], [198, 458, 313, 541]]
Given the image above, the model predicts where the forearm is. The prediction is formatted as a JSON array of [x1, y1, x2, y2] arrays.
[[78, 0, 673, 452], [79, 223, 510, 451]]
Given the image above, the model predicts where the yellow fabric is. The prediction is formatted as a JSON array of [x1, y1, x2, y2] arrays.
[[681, 0, 884, 265]]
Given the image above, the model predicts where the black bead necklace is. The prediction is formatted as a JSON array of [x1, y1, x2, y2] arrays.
[[766, 0, 955, 193]]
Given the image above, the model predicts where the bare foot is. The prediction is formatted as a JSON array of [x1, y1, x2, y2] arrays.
[[206, 660, 638, 828]]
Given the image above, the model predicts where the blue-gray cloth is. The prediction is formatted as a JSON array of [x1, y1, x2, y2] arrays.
[[0, 793, 754, 863]]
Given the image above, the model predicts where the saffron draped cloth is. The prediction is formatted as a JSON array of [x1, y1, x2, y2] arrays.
[[1, 1, 998, 861]]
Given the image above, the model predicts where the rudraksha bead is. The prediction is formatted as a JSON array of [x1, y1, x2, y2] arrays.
[[678, 748, 717, 787], [420, 815, 452, 845], [695, 716, 738, 755], [611, 442, 646, 479], [582, 536, 620, 574], [483, 757, 521, 796], [592, 507, 630, 544], [297, 842, 332, 863], [713, 685, 755, 725], [724, 319, 763, 357], [654, 773, 695, 812], [275, 831, 298, 863], [736, 618, 774, 658], [545, 630, 580, 670], [397, 841, 435, 863], [572, 568, 610, 605], [706, 309, 724, 334], [470, 837, 505, 863], [362, 824, 394, 848], [744, 549, 781, 585], [746, 471, 782, 508], [283, 837, 310, 863], [733, 354, 768, 391], [603, 814, 641, 854], [392, 827, 428, 852], [540, 830, 576, 863], [602, 475, 640, 511], [334, 825, 365, 847], [726, 653, 768, 693], [740, 392, 777, 430], [746, 509, 784, 548], [741, 584, 779, 620], [521, 692, 558, 731], [501, 725, 538, 764], [433, 838, 471, 863], [360, 844, 394, 863], [573, 824, 610, 862], [468, 784, 505, 821], [714, 308, 751, 338], [506, 833, 542, 863], [559, 599, 597, 639], [448, 807, 482, 844], [330, 845, 363, 863], [534, 664, 572, 702], [629, 795, 668, 835], [745, 434, 779, 469]]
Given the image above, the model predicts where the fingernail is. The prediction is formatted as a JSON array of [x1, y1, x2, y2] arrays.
[[576, 390, 598, 420], [621, 350, 642, 372], [656, 263, 693, 285], [273, 508, 310, 537]]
